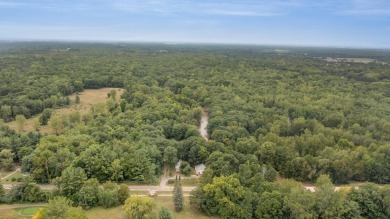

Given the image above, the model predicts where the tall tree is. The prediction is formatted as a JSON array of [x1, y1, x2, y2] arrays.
[[49, 115, 63, 134], [173, 182, 184, 212]]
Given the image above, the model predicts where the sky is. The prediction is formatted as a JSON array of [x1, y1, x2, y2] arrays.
[[0, 0, 389, 48]]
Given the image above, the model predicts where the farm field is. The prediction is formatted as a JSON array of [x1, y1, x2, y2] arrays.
[[6, 88, 123, 134]]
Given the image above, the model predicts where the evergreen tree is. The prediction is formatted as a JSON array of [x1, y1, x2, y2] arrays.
[[75, 94, 80, 104], [173, 182, 184, 212]]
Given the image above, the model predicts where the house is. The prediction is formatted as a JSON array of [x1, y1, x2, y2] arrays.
[[195, 164, 206, 176], [175, 160, 181, 173]]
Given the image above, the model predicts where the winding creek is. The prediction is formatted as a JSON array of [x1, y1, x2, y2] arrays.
[[199, 108, 209, 140]]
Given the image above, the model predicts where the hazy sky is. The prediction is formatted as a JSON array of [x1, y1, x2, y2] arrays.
[[1, 0, 389, 48]]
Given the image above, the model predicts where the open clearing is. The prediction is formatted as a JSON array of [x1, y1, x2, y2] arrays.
[[6, 88, 124, 134]]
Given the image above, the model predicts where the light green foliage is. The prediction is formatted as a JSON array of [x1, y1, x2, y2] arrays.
[[42, 196, 87, 219], [49, 115, 63, 134], [124, 196, 156, 219], [33, 117, 41, 131], [0, 148, 14, 170], [15, 114, 26, 131]]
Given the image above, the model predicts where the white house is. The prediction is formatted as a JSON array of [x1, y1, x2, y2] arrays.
[[195, 164, 206, 176]]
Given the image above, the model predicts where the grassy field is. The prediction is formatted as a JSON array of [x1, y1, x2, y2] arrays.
[[6, 88, 124, 134], [84, 196, 218, 219], [0, 209, 28, 219], [16, 207, 45, 216], [0, 197, 217, 219]]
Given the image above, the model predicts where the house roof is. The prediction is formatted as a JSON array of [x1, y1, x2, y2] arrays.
[[195, 164, 206, 173]]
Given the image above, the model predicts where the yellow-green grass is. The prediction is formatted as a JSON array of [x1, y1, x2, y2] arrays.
[[6, 88, 124, 134], [16, 206, 45, 216], [129, 190, 149, 196]]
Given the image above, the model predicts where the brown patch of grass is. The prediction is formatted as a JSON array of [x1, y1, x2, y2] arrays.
[[6, 88, 124, 134]]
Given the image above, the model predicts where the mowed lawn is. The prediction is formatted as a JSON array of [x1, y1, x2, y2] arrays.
[[85, 196, 218, 219], [6, 88, 124, 134]]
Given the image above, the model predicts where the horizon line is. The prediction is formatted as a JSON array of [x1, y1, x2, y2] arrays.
[[0, 39, 389, 50]]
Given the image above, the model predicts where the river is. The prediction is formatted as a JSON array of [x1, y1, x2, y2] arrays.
[[199, 108, 209, 140]]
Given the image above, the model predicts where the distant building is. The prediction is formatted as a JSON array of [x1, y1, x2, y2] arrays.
[[175, 160, 181, 173], [195, 164, 206, 176]]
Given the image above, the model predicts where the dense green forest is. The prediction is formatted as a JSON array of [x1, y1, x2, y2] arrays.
[[0, 43, 390, 218]]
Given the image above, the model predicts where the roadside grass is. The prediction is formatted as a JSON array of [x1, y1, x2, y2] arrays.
[[129, 190, 149, 196], [0, 197, 216, 219], [6, 88, 124, 134]]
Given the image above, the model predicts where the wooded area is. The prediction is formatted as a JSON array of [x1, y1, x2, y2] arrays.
[[0, 43, 389, 218]]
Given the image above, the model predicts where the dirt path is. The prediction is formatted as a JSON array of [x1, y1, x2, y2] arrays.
[[199, 108, 209, 140], [1, 168, 21, 180]]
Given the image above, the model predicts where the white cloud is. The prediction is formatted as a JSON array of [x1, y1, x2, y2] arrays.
[[110, 0, 303, 16]]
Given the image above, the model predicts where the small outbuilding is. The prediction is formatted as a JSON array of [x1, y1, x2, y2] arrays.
[[195, 164, 206, 176], [175, 160, 181, 173]]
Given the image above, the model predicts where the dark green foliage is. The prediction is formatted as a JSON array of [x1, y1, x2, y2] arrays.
[[78, 178, 100, 209], [348, 183, 390, 218], [173, 182, 184, 212], [75, 94, 80, 104], [4, 180, 48, 203], [98, 181, 120, 208], [118, 183, 130, 204], [180, 161, 192, 176], [158, 207, 173, 219], [39, 108, 52, 125]]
